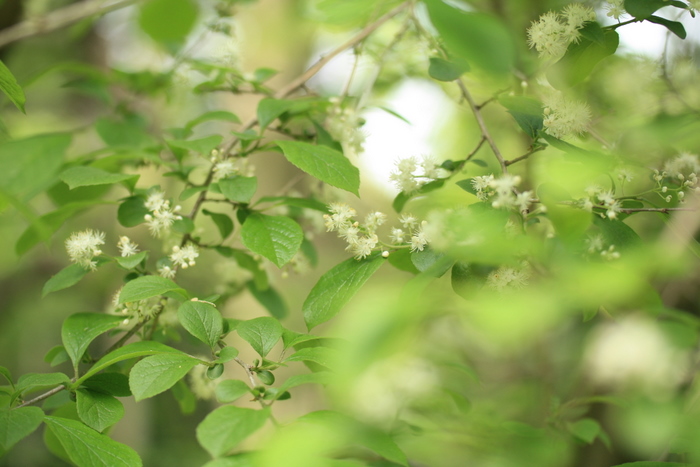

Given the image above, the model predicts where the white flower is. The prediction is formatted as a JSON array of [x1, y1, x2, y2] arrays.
[[486, 265, 530, 291], [527, 11, 568, 59], [364, 212, 387, 233], [663, 153, 700, 179], [389, 156, 421, 193], [410, 223, 429, 252], [158, 265, 176, 279], [605, 0, 626, 20], [65, 229, 105, 270], [390, 228, 405, 244], [348, 234, 378, 259], [145, 191, 167, 212], [398, 214, 418, 229], [170, 244, 199, 269], [489, 174, 521, 196], [117, 236, 139, 257], [323, 203, 356, 232], [561, 4, 596, 43], [515, 190, 533, 212], [543, 92, 591, 139], [213, 159, 237, 181], [144, 191, 183, 238], [421, 155, 442, 179]]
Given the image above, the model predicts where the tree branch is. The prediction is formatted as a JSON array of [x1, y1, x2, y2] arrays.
[[0, 0, 142, 49]]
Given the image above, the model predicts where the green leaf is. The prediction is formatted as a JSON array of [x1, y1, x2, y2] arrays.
[[646, 15, 686, 39], [167, 135, 223, 155], [0, 407, 43, 451], [275, 140, 360, 196], [247, 281, 288, 319], [59, 166, 139, 190], [171, 379, 196, 414], [236, 317, 283, 357], [411, 248, 452, 277], [118, 275, 182, 304], [275, 372, 333, 398], [392, 179, 445, 213], [285, 347, 338, 369], [428, 56, 468, 81], [202, 454, 256, 467], [117, 196, 149, 227], [567, 418, 600, 444], [281, 328, 321, 349], [16, 373, 70, 395], [139, 0, 198, 50], [0, 366, 12, 387], [42, 263, 91, 297], [549, 27, 619, 88], [0, 133, 71, 201], [203, 209, 234, 239], [76, 389, 124, 432], [593, 216, 641, 250], [624, 0, 677, 18], [44, 346, 71, 367], [177, 301, 224, 348], [129, 354, 200, 401], [499, 96, 543, 139], [215, 380, 251, 403], [116, 251, 148, 270], [77, 341, 186, 384], [303, 255, 385, 330], [186, 110, 240, 130], [240, 213, 303, 268], [62, 313, 124, 369], [44, 416, 142, 467], [196, 406, 269, 458], [425, 0, 515, 74], [214, 347, 239, 363], [95, 117, 154, 149], [257, 98, 318, 129], [81, 373, 131, 397], [219, 176, 258, 203], [0, 59, 26, 113]]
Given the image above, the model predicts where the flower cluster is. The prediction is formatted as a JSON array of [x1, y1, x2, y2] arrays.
[[485, 264, 531, 291], [577, 186, 621, 219], [210, 148, 255, 181], [144, 191, 183, 238], [326, 98, 366, 158], [586, 234, 620, 260], [169, 244, 199, 269], [473, 174, 533, 213], [653, 153, 700, 203], [527, 4, 596, 59], [323, 203, 429, 259], [117, 236, 139, 257], [389, 155, 444, 194], [542, 91, 591, 139], [65, 229, 105, 270]]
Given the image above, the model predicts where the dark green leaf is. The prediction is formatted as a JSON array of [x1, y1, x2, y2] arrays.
[[76, 389, 124, 432], [0, 59, 25, 113], [567, 418, 600, 444], [42, 263, 90, 297], [428, 56, 467, 81], [117, 196, 149, 227], [81, 373, 131, 397], [44, 416, 142, 467], [237, 317, 283, 357], [215, 380, 250, 403], [247, 281, 288, 319], [177, 301, 224, 348], [214, 347, 239, 363], [257, 98, 317, 129], [425, 0, 515, 74], [219, 176, 257, 203], [167, 135, 223, 155], [118, 275, 183, 303], [303, 254, 385, 330], [276, 140, 360, 196], [185, 110, 240, 129], [240, 213, 303, 268], [44, 346, 70, 367], [59, 166, 139, 190], [0, 407, 43, 451], [203, 209, 234, 239], [62, 313, 124, 369], [499, 96, 543, 139], [646, 15, 686, 39], [116, 251, 149, 270], [196, 406, 269, 458], [139, 0, 198, 49], [129, 354, 200, 401], [624, 0, 674, 18], [549, 28, 619, 88]]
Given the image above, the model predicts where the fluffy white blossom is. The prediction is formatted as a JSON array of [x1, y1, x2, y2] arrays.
[[561, 4, 596, 43], [65, 229, 105, 270], [390, 156, 421, 193], [117, 236, 139, 257], [158, 265, 176, 279], [410, 222, 429, 252], [323, 203, 357, 232], [144, 191, 183, 238], [213, 159, 237, 181], [663, 153, 700, 179], [364, 212, 387, 233], [542, 92, 591, 139], [471, 175, 495, 201], [347, 234, 378, 259], [326, 99, 366, 158], [527, 5, 596, 59], [170, 244, 199, 269]]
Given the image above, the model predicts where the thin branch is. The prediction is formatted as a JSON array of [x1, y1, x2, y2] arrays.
[[234, 357, 257, 387], [456, 79, 508, 173], [618, 207, 697, 213], [505, 146, 546, 166], [14, 384, 68, 409], [0, 0, 142, 49]]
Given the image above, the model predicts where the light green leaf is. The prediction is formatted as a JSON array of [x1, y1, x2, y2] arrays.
[[548, 27, 619, 89], [202, 453, 255, 467], [167, 135, 223, 155], [16, 373, 70, 395], [611, 463, 687, 467], [139, 0, 198, 49], [59, 166, 139, 190], [428, 56, 468, 81], [214, 347, 239, 363], [303, 254, 385, 330], [129, 354, 200, 401], [177, 301, 224, 348], [0, 366, 12, 387], [247, 281, 288, 319], [425, 0, 515, 74], [203, 209, 234, 239], [62, 313, 124, 369], [117, 196, 149, 227], [0, 59, 25, 113], [186, 110, 240, 129], [275, 372, 333, 399], [567, 418, 600, 444], [44, 416, 142, 467], [44, 346, 71, 367], [281, 328, 321, 349], [196, 406, 269, 458], [215, 380, 250, 403], [257, 98, 317, 129], [285, 347, 338, 369], [42, 263, 91, 297], [76, 389, 124, 432], [0, 407, 44, 451], [118, 275, 183, 304], [95, 117, 154, 149], [116, 251, 148, 270], [276, 140, 360, 196], [77, 341, 186, 384], [499, 96, 543, 139], [240, 213, 303, 268], [219, 176, 257, 203], [236, 317, 283, 357]]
